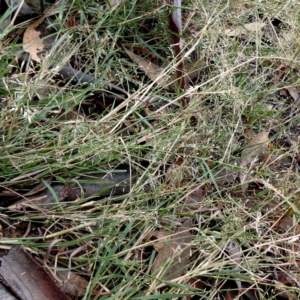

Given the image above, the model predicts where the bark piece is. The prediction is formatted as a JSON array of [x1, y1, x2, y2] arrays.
[[11, 170, 137, 209], [0, 282, 18, 300], [56, 66, 128, 97], [0, 246, 69, 300]]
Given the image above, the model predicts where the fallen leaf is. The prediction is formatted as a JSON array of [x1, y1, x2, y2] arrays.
[[275, 215, 300, 233], [225, 22, 267, 37], [285, 87, 299, 102], [151, 219, 194, 280], [124, 47, 172, 91], [0, 246, 69, 300], [239, 131, 269, 190], [239, 131, 269, 168], [176, 186, 205, 214], [226, 241, 259, 300], [215, 132, 269, 187], [225, 290, 239, 300], [186, 57, 206, 81], [273, 280, 298, 300], [56, 271, 90, 297], [23, 15, 46, 62]]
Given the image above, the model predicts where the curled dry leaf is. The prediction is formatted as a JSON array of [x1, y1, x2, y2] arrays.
[[123, 47, 172, 91], [23, 15, 46, 62]]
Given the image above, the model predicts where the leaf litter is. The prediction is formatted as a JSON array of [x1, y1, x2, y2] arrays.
[[150, 219, 194, 281], [124, 47, 173, 91], [23, 15, 46, 62]]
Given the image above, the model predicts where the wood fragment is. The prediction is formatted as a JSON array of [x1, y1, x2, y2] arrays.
[[0, 246, 69, 300]]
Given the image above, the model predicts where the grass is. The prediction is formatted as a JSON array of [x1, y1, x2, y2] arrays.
[[1, 0, 300, 299]]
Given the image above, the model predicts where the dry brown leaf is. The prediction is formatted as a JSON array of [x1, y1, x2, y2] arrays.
[[225, 22, 267, 37], [186, 58, 206, 81], [239, 131, 269, 190], [225, 241, 243, 292], [165, 158, 192, 188], [215, 132, 269, 187], [285, 87, 299, 102], [239, 131, 269, 168], [151, 219, 194, 280], [273, 280, 298, 300], [276, 216, 300, 233], [176, 186, 205, 214], [151, 229, 172, 252], [124, 47, 172, 90], [57, 271, 90, 297], [23, 15, 46, 62]]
